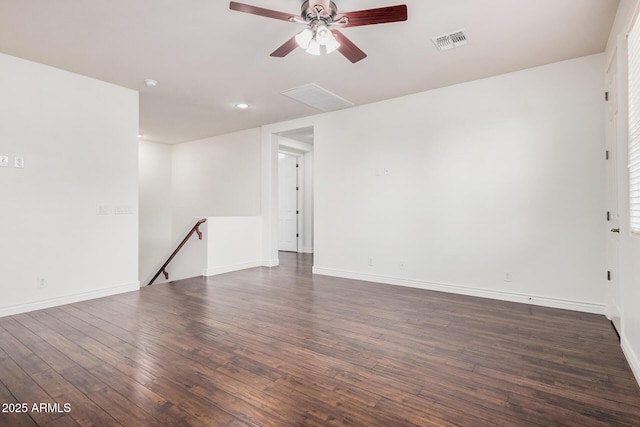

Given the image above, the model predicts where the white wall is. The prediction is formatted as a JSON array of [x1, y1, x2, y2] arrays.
[[606, 0, 640, 385], [264, 54, 607, 314], [171, 128, 261, 230], [0, 53, 139, 316], [139, 140, 173, 286], [315, 54, 606, 311], [205, 216, 262, 275], [146, 128, 262, 282]]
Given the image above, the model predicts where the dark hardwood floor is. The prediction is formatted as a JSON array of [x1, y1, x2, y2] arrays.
[[1, 252, 639, 426]]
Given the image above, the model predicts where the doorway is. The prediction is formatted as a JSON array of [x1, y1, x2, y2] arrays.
[[276, 127, 314, 254], [278, 152, 299, 252]]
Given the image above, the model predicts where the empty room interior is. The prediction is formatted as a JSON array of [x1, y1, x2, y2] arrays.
[[2, 0, 640, 425]]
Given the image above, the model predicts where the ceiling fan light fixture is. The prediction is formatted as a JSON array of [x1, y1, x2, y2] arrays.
[[306, 39, 322, 55], [295, 28, 314, 49], [315, 24, 340, 54], [324, 32, 340, 53], [315, 24, 332, 45]]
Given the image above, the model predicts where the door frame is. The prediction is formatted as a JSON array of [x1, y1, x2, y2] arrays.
[[605, 46, 622, 332]]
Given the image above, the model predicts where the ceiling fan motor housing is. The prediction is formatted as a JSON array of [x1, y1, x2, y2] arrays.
[[301, 0, 338, 23]]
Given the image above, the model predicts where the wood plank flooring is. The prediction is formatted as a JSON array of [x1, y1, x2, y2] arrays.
[[1, 252, 639, 426]]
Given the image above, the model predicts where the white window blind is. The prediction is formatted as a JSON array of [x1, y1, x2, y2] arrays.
[[628, 17, 640, 234]]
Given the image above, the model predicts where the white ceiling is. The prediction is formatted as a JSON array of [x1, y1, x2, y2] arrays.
[[0, 0, 619, 144]]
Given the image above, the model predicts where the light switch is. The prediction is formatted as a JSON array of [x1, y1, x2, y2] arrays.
[[0, 156, 8, 167], [115, 205, 133, 215], [14, 157, 24, 168]]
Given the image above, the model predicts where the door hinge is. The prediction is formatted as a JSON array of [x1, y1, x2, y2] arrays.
[[607, 211, 611, 221], [296, 233, 299, 237], [296, 186, 299, 191], [296, 164, 299, 168], [296, 210, 299, 214], [606, 150, 610, 160], [607, 271, 612, 281], [605, 91, 609, 101]]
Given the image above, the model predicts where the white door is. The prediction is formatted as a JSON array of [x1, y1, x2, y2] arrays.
[[605, 53, 621, 333], [278, 153, 298, 252]]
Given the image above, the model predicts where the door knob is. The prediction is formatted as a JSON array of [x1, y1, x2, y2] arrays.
[[611, 228, 620, 233]]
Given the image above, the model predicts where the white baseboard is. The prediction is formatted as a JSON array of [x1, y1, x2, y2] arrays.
[[262, 257, 279, 268], [621, 335, 640, 388], [0, 281, 140, 318], [204, 261, 261, 276], [312, 267, 605, 315]]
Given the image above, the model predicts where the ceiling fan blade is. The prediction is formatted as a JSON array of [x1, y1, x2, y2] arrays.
[[332, 30, 367, 63], [229, 1, 301, 22], [334, 5, 407, 28], [270, 36, 299, 58]]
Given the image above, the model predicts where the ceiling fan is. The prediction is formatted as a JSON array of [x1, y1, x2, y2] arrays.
[[229, 1, 408, 63]]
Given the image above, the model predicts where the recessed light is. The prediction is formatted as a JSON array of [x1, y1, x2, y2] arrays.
[[144, 79, 158, 87], [236, 103, 249, 109]]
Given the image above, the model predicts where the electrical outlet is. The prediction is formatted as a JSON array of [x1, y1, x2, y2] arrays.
[[0, 156, 8, 167], [14, 156, 24, 168], [368, 257, 374, 267], [37, 276, 48, 289], [399, 261, 405, 270], [504, 271, 513, 282]]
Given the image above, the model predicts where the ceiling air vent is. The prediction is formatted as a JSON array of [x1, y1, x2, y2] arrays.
[[281, 83, 354, 112], [432, 30, 468, 51]]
